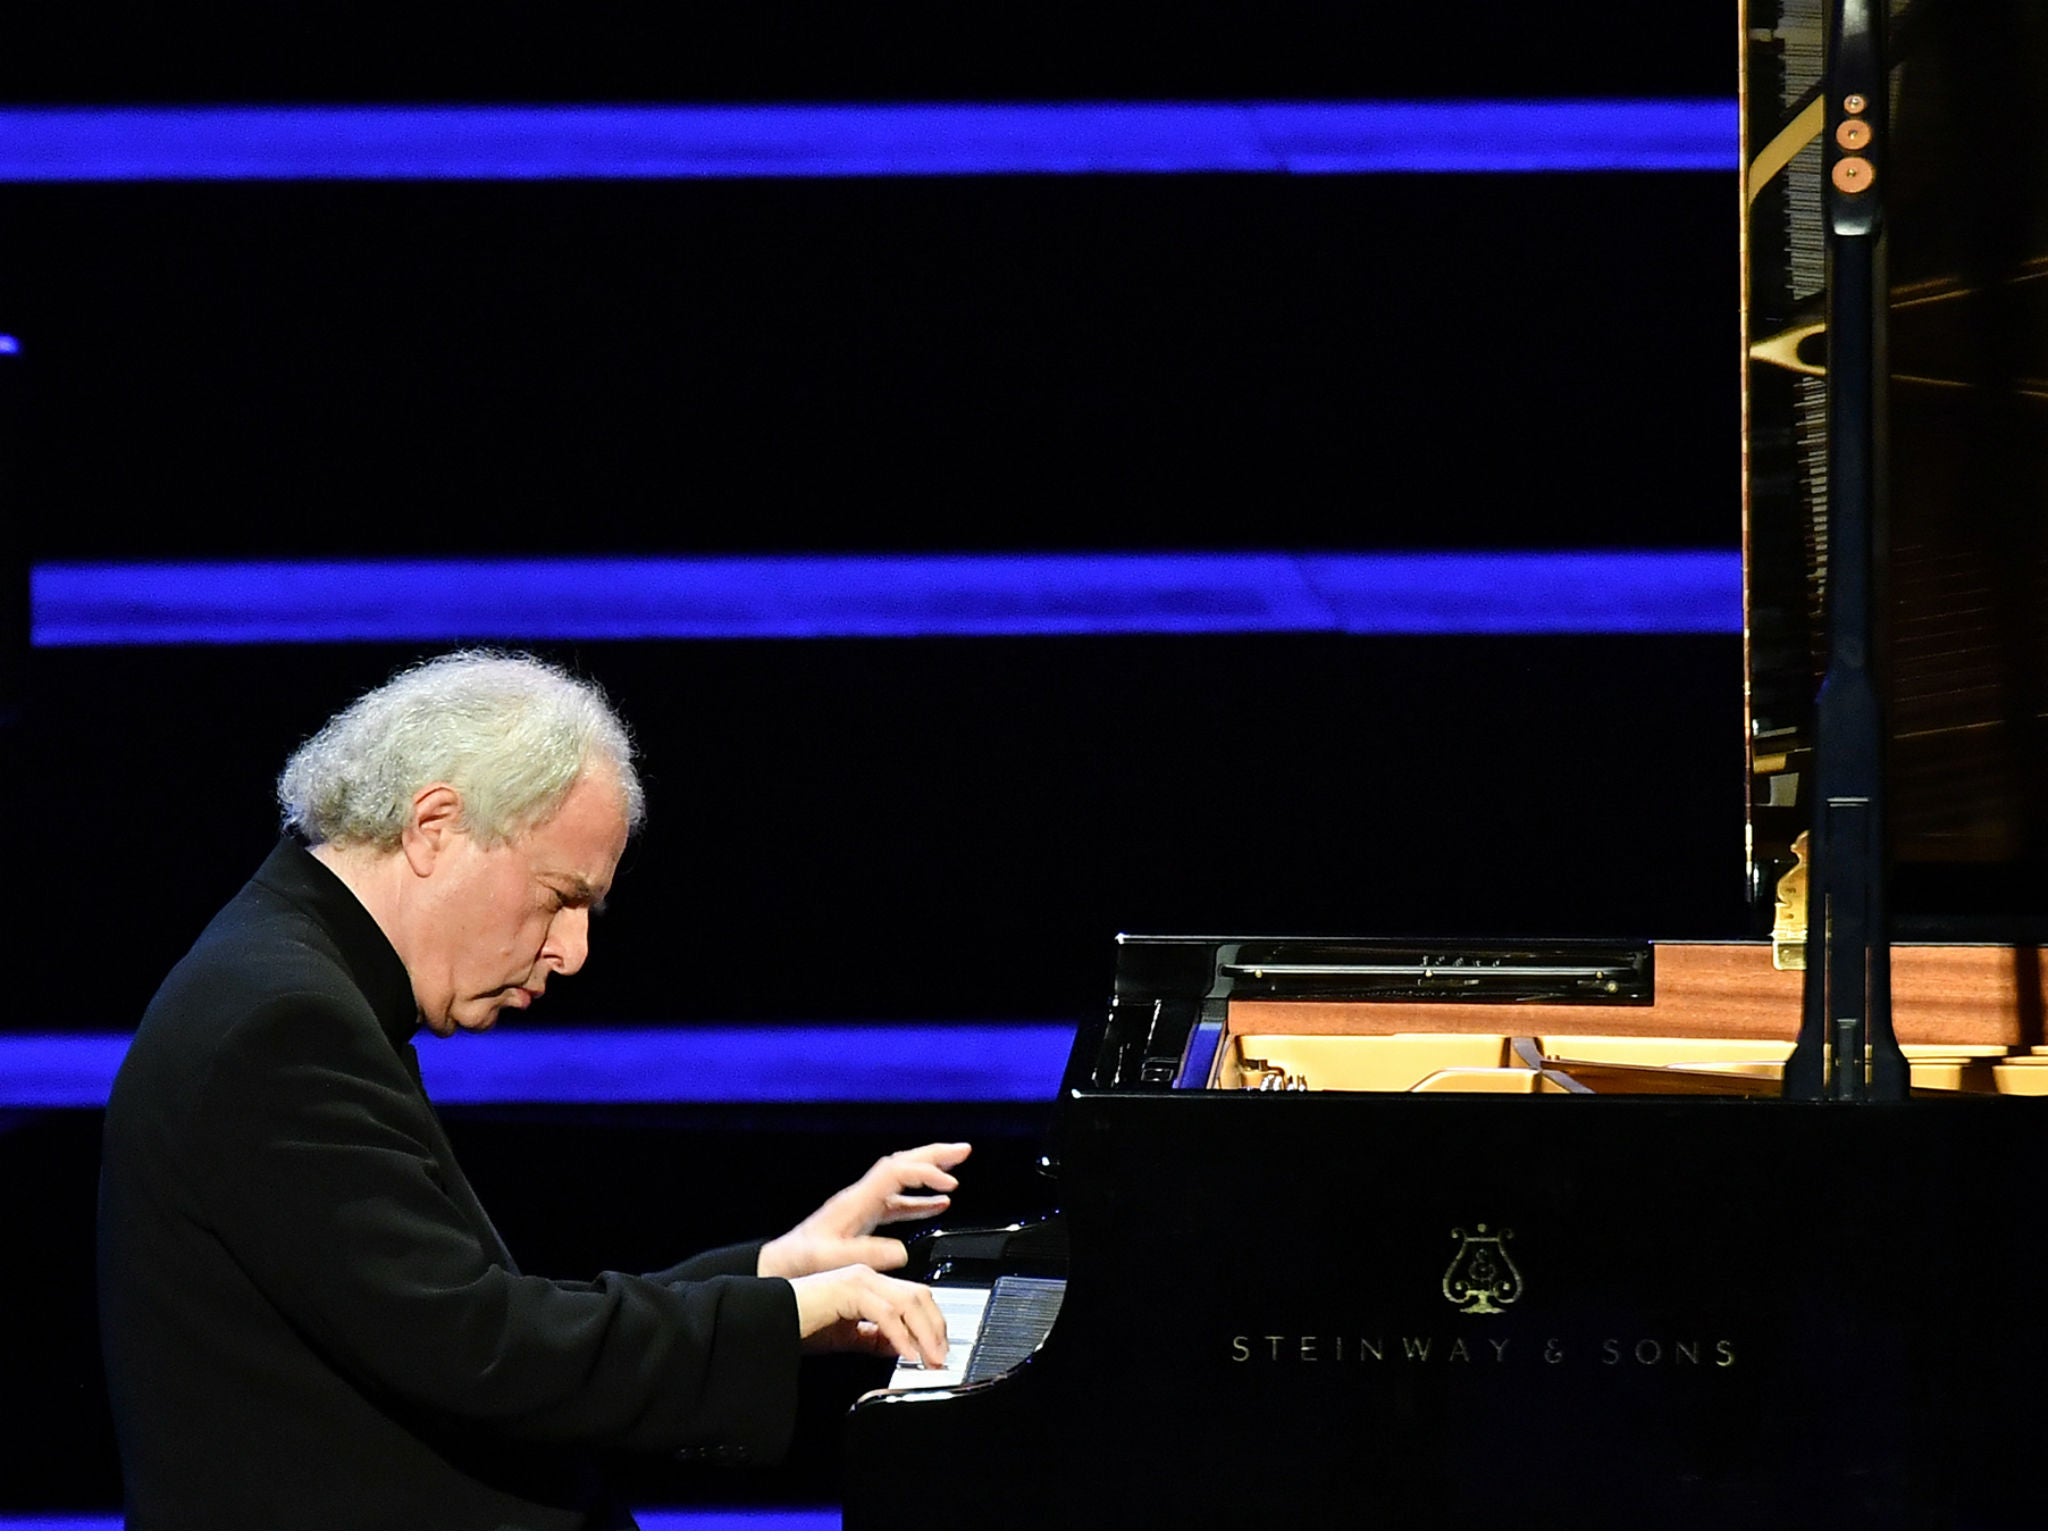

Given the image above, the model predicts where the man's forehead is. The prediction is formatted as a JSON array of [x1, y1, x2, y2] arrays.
[[521, 767, 630, 878]]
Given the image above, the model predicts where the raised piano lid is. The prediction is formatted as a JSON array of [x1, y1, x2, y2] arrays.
[[1745, 0, 2048, 940]]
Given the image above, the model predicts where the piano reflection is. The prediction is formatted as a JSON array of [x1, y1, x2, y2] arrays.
[[843, 2, 2048, 1525]]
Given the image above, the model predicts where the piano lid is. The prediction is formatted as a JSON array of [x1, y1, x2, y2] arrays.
[[1744, 0, 2048, 940]]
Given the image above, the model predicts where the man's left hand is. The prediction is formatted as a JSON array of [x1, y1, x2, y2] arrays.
[[758, 1142, 973, 1280]]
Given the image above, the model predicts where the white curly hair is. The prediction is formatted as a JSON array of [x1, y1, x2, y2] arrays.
[[277, 649, 645, 851]]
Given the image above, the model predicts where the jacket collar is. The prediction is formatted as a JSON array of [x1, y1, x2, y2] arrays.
[[253, 837, 422, 1047]]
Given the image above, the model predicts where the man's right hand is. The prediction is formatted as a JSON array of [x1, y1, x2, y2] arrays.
[[787, 1264, 949, 1368]]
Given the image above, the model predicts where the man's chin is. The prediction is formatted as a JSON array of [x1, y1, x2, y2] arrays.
[[428, 1005, 501, 1036], [448, 988, 535, 1033]]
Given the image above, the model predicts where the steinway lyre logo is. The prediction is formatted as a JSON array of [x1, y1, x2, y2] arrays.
[[1442, 1224, 1523, 1314]]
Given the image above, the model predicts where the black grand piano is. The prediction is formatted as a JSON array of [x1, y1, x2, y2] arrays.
[[843, 2, 2048, 1525]]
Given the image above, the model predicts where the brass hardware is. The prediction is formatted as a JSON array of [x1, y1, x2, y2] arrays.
[[1832, 156, 1875, 193], [1772, 830, 1810, 970], [1239, 1056, 1310, 1092], [1746, 96, 1823, 206], [1835, 119, 1871, 151], [1749, 318, 1827, 377], [1844, 93, 1868, 114]]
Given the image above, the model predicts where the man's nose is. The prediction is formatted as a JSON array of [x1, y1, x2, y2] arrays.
[[545, 908, 591, 975]]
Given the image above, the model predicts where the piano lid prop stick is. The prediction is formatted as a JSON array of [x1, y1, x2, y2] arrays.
[[1784, 0, 1909, 1102]]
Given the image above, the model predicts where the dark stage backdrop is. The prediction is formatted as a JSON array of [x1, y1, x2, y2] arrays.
[[1, 4, 1742, 1521]]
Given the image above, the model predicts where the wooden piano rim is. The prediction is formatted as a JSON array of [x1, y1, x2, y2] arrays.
[[1223, 940, 2048, 1049], [1514, 1060, 2020, 1100]]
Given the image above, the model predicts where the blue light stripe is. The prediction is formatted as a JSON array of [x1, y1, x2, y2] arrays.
[[0, 1512, 838, 1531], [2, 1034, 129, 1109], [637, 1510, 838, 1530], [0, 1025, 1074, 1110], [30, 550, 1742, 646], [0, 101, 1737, 182], [413, 1024, 1073, 1105]]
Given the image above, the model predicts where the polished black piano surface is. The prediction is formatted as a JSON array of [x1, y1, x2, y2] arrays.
[[843, 935, 2048, 1529]]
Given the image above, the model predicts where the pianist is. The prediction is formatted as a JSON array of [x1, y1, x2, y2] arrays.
[[96, 648, 966, 1529]]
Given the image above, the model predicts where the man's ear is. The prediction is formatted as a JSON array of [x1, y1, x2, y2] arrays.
[[400, 784, 465, 877]]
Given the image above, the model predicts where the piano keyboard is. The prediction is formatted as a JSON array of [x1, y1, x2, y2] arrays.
[[886, 1275, 1066, 1392]]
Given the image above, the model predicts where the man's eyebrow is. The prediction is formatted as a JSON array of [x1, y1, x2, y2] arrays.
[[551, 875, 608, 913]]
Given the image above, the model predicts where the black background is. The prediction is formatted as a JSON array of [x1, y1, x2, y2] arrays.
[[0, 5, 1731, 105], [1, 4, 1743, 1519]]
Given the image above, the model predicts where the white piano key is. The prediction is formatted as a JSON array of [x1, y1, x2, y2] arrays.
[[885, 1284, 990, 1392]]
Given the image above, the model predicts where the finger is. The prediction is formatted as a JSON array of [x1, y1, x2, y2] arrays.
[[906, 1288, 950, 1368], [865, 1157, 965, 1204], [851, 1235, 911, 1272], [896, 1141, 973, 1170], [890, 1162, 960, 1193], [862, 1156, 959, 1197], [859, 1273, 949, 1368], [881, 1298, 947, 1369], [871, 1300, 943, 1369], [816, 1319, 895, 1361], [881, 1191, 950, 1219]]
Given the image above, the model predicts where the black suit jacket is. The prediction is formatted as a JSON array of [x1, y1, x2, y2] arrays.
[[98, 839, 801, 1529]]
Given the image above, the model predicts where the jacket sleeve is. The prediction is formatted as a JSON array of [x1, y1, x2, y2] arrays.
[[188, 996, 801, 1460], [646, 1242, 768, 1285]]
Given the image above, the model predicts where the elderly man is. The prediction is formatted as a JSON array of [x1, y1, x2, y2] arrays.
[[98, 650, 964, 1529]]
